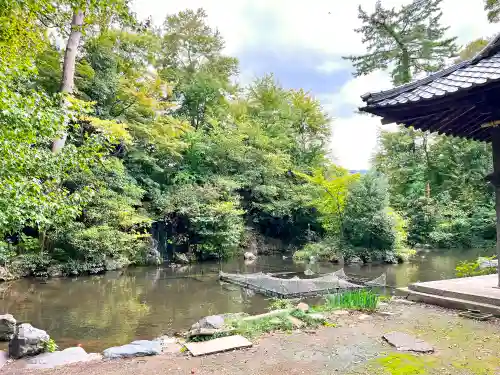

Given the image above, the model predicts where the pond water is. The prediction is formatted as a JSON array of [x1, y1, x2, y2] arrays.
[[0, 248, 493, 352]]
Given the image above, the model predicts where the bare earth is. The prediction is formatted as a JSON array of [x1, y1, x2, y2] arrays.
[[4, 302, 500, 375]]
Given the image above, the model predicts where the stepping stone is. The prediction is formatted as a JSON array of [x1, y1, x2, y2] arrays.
[[21, 347, 101, 369], [0, 351, 8, 370], [383, 332, 434, 353], [184, 335, 252, 357], [287, 316, 305, 328], [103, 340, 162, 359]]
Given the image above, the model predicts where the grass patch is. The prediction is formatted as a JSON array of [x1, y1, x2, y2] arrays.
[[230, 316, 293, 338], [322, 290, 379, 311], [267, 298, 295, 311]]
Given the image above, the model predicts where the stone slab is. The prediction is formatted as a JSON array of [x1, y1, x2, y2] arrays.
[[408, 274, 500, 307], [103, 340, 162, 359], [383, 332, 434, 353], [184, 335, 252, 357], [0, 350, 8, 370], [21, 347, 101, 369]]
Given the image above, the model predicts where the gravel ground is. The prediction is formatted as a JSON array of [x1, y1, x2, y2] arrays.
[[4, 303, 500, 375]]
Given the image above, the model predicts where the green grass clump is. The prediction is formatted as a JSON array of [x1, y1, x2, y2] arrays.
[[267, 298, 295, 311], [290, 308, 322, 326], [231, 316, 293, 339], [324, 290, 379, 311]]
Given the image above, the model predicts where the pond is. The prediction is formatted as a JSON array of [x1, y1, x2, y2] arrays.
[[0, 248, 493, 352]]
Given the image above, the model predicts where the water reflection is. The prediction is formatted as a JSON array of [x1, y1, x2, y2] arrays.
[[0, 248, 493, 352]]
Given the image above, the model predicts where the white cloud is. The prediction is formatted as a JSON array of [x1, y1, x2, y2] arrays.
[[133, 0, 498, 170]]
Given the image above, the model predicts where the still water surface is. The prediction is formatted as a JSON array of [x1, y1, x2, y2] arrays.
[[0, 248, 493, 352]]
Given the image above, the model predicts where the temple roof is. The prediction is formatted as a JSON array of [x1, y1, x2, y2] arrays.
[[359, 34, 500, 142]]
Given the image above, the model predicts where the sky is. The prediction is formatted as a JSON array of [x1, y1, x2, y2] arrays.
[[132, 0, 498, 170]]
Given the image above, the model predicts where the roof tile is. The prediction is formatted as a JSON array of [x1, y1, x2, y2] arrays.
[[363, 51, 500, 108]]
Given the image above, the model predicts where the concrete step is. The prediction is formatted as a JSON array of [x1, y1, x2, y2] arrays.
[[408, 283, 500, 307], [397, 288, 500, 316]]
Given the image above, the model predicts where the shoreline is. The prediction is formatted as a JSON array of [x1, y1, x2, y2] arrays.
[[3, 301, 500, 374]]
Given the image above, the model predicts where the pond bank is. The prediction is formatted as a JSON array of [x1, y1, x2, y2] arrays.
[[3, 302, 500, 375], [0, 250, 495, 352]]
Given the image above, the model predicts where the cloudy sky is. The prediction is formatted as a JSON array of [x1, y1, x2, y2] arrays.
[[133, 0, 498, 170]]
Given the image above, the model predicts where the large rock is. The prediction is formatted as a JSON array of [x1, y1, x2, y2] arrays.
[[0, 314, 16, 341], [243, 252, 256, 261], [104, 256, 130, 271], [21, 347, 101, 369], [102, 340, 161, 359], [0, 351, 8, 370], [9, 323, 50, 359], [348, 256, 363, 264], [478, 257, 498, 270], [383, 332, 434, 353], [191, 315, 225, 330]]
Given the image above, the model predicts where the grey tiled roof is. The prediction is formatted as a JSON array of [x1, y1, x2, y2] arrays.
[[361, 36, 500, 108], [359, 35, 500, 142]]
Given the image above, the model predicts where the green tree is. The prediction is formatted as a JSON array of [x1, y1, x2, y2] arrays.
[[485, 0, 500, 23], [344, 0, 457, 85]]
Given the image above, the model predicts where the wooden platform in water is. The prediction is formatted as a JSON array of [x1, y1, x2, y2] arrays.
[[398, 274, 500, 315]]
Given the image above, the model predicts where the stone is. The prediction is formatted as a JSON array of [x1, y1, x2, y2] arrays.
[[47, 265, 63, 278], [0, 351, 8, 370], [303, 269, 315, 276], [307, 313, 326, 321], [174, 253, 190, 264], [383, 332, 434, 353], [243, 252, 256, 260], [145, 248, 162, 266], [0, 267, 16, 282], [9, 323, 50, 359], [191, 315, 225, 330], [348, 256, 363, 264], [287, 316, 305, 328], [102, 340, 162, 359], [377, 311, 398, 317], [478, 257, 498, 270], [331, 310, 349, 316], [184, 335, 252, 357], [391, 298, 416, 305], [296, 302, 309, 313], [21, 347, 101, 369], [0, 314, 16, 341], [104, 257, 130, 271]]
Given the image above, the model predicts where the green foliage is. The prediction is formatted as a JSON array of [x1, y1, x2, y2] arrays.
[[42, 338, 58, 353], [268, 299, 296, 311], [485, 0, 500, 23], [324, 290, 379, 311], [231, 316, 293, 339], [344, 0, 457, 85], [293, 238, 342, 262]]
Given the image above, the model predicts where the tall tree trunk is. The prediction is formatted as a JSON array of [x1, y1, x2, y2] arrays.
[[52, 9, 84, 153]]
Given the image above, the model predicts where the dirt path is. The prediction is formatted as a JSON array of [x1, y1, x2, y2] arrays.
[[4, 303, 500, 375]]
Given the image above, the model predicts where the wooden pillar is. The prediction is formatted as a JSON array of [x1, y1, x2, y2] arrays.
[[491, 129, 500, 287]]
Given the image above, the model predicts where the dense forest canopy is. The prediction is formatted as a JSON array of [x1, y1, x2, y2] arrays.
[[0, 0, 497, 279]]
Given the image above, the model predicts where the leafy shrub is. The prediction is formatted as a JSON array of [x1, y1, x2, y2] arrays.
[[293, 238, 342, 262]]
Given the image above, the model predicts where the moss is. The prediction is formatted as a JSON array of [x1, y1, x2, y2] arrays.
[[374, 353, 436, 375]]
